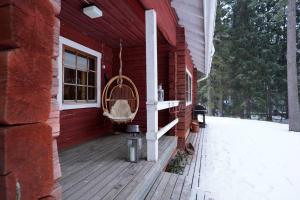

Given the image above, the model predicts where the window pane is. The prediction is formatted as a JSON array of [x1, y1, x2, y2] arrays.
[[64, 50, 76, 68], [88, 72, 96, 86], [77, 55, 88, 71], [88, 87, 96, 100], [190, 77, 192, 101], [77, 71, 87, 85], [189, 77, 191, 93], [77, 86, 87, 100], [89, 58, 96, 71], [64, 85, 76, 100], [64, 68, 76, 84]]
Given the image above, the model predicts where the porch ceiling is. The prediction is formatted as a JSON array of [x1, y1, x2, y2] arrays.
[[59, 0, 166, 48]]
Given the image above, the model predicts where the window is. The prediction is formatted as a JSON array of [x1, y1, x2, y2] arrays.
[[58, 37, 101, 110], [186, 69, 192, 105], [63, 47, 97, 103]]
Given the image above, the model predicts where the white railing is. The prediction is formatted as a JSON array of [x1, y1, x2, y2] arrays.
[[157, 118, 179, 139], [157, 100, 180, 111], [146, 9, 179, 161]]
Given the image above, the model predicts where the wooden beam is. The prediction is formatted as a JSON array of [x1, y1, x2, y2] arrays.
[[140, 0, 177, 46], [146, 9, 159, 162]]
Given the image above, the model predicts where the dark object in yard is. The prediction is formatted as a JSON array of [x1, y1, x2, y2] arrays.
[[185, 142, 195, 155], [193, 104, 207, 128]]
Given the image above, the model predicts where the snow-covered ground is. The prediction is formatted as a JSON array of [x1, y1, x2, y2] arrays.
[[199, 117, 300, 200]]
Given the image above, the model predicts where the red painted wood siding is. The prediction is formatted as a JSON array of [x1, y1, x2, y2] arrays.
[[59, 108, 112, 149], [176, 27, 196, 147], [58, 24, 113, 150]]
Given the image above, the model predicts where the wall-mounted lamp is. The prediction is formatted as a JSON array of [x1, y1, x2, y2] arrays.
[[83, 5, 103, 19]]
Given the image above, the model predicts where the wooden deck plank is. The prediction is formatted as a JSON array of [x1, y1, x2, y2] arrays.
[[114, 137, 170, 200], [61, 140, 125, 180], [126, 137, 177, 200], [116, 137, 176, 200], [161, 173, 179, 200], [183, 133, 199, 176], [60, 136, 124, 167], [61, 148, 123, 192], [170, 175, 185, 200], [186, 132, 201, 180], [59, 134, 178, 200], [67, 161, 131, 200], [60, 135, 121, 163], [150, 172, 172, 200], [94, 161, 148, 200], [180, 179, 192, 200], [114, 161, 155, 200], [63, 159, 127, 199], [190, 130, 203, 198], [181, 131, 203, 200], [145, 173, 164, 200], [194, 129, 205, 200], [143, 130, 205, 200]]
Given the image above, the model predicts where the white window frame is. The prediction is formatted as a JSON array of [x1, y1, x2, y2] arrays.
[[185, 68, 192, 106], [58, 36, 102, 110]]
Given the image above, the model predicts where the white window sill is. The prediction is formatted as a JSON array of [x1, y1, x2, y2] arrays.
[[60, 103, 100, 110]]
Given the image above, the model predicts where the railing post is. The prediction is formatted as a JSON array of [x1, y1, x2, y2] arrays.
[[146, 9, 158, 161]]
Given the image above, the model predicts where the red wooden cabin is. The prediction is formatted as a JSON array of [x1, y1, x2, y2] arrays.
[[0, 0, 216, 199]]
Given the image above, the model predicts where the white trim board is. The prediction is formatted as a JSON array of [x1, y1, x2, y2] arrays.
[[57, 36, 102, 110], [186, 68, 193, 106]]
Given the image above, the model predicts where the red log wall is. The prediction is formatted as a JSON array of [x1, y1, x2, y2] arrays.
[[0, 0, 61, 199], [176, 27, 196, 148]]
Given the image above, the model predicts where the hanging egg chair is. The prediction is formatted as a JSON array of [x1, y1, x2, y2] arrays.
[[102, 41, 139, 124]]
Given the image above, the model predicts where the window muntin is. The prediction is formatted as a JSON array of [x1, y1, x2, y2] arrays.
[[186, 70, 192, 105], [62, 46, 97, 104]]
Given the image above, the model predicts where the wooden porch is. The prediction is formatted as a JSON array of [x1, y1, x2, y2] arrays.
[[146, 129, 204, 200], [59, 134, 177, 200], [58, 128, 205, 200]]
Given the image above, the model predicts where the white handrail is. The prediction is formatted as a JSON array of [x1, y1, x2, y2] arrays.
[[157, 100, 180, 111], [157, 118, 179, 139]]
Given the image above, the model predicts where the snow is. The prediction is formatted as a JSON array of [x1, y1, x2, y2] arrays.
[[199, 117, 300, 200]]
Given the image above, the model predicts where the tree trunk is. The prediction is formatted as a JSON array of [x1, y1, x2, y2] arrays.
[[287, 0, 300, 131], [245, 98, 251, 119], [219, 93, 223, 117], [266, 86, 273, 121]]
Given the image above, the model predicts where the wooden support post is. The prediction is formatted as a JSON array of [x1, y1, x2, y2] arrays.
[[146, 9, 158, 161]]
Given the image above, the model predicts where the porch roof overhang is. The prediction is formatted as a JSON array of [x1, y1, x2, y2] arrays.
[[59, 0, 168, 48], [172, 0, 217, 75]]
